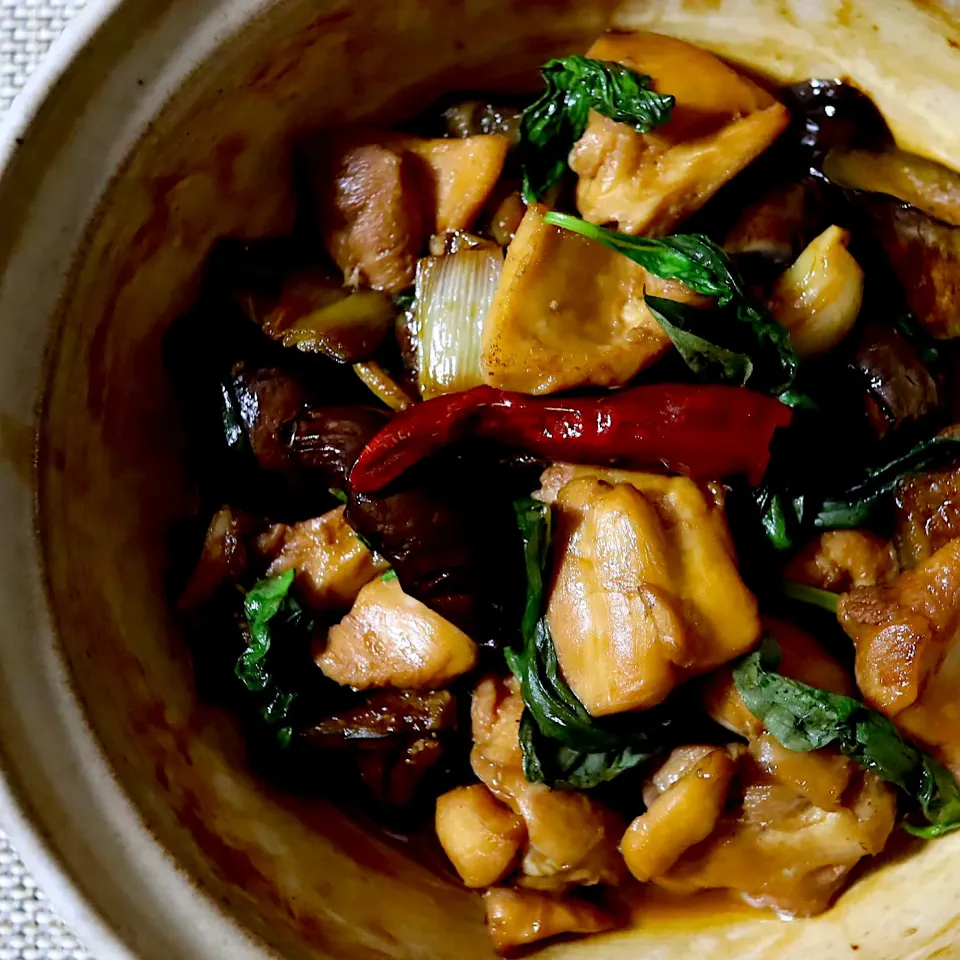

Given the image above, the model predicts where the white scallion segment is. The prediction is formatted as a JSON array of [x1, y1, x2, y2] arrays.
[[415, 247, 504, 399]]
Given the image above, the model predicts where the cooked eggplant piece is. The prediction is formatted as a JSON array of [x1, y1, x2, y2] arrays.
[[781, 79, 890, 171], [861, 196, 960, 339], [443, 100, 523, 142], [824, 146, 960, 227], [852, 321, 940, 438], [303, 689, 457, 747], [569, 32, 789, 236]]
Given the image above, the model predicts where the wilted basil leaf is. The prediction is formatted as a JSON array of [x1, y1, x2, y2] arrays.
[[734, 638, 960, 836], [521, 56, 674, 203]]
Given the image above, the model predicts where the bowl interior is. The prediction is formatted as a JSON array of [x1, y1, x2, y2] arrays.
[[33, 1, 960, 957]]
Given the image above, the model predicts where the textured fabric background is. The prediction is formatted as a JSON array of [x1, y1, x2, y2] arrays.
[[1, 4, 93, 956]]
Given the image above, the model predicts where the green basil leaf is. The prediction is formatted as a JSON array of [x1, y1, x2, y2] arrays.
[[544, 212, 798, 395], [238, 570, 296, 691], [757, 435, 960, 550], [734, 638, 960, 836], [238, 570, 313, 748], [521, 56, 674, 203], [782, 581, 839, 614]]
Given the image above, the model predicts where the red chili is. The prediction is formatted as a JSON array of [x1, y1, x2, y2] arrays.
[[349, 384, 792, 493]]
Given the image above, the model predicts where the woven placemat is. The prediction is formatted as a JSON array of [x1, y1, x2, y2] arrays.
[[1, 2, 93, 953]]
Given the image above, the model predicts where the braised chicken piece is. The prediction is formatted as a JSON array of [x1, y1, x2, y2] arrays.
[[483, 888, 615, 956], [895, 465, 960, 567], [538, 466, 759, 715], [783, 530, 899, 592], [310, 130, 509, 293], [435, 784, 526, 888], [480, 204, 708, 394], [311, 136, 427, 292], [654, 762, 896, 916], [469, 676, 625, 892], [839, 537, 960, 775], [316, 576, 478, 689], [266, 506, 389, 614], [656, 621, 897, 915], [621, 745, 735, 882], [569, 32, 789, 236]]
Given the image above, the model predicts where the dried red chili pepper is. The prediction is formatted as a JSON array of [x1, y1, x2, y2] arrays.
[[349, 384, 791, 493]]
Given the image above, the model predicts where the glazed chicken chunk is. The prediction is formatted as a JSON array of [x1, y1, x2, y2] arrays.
[[569, 32, 789, 236], [316, 576, 478, 689], [538, 466, 760, 715], [839, 537, 960, 776], [267, 506, 389, 613], [480, 204, 708, 394], [651, 621, 898, 916]]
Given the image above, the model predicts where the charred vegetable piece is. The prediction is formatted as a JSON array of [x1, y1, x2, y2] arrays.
[[348, 384, 791, 494], [519, 54, 675, 203], [443, 100, 523, 141], [852, 322, 939, 439], [734, 637, 960, 838], [260, 270, 396, 363], [544, 212, 798, 395], [824, 146, 960, 228], [862, 196, 960, 339], [569, 33, 788, 236], [302, 689, 456, 747], [781, 79, 890, 171]]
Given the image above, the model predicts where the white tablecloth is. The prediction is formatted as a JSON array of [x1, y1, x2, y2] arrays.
[[1, 3, 93, 955]]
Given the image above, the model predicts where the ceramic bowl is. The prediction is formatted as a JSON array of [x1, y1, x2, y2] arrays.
[[3, 1, 960, 957]]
